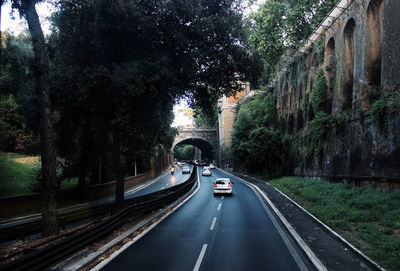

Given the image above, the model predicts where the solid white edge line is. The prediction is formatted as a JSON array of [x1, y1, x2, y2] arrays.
[[272, 185, 386, 271], [218, 169, 328, 271], [125, 170, 170, 195], [238, 173, 385, 271], [209, 217, 217, 231], [89, 167, 201, 271], [193, 244, 208, 271], [217, 203, 222, 211]]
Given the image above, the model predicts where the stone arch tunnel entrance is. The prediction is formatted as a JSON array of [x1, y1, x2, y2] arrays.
[[172, 128, 217, 162]]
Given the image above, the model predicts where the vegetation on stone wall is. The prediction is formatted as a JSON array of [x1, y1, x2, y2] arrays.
[[248, 0, 339, 87], [232, 93, 283, 175], [302, 92, 310, 120], [289, 62, 301, 93], [370, 91, 400, 134], [311, 68, 329, 114], [295, 112, 335, 164], [316, 38, 325, 64]]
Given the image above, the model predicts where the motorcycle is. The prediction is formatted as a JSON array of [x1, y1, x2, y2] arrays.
[[170, 167, 175, 174]]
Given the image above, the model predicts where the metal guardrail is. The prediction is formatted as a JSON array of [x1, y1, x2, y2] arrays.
[[0, 167, 197, 271], [0, 204, 115, 243], [299, 174, 400, 183]]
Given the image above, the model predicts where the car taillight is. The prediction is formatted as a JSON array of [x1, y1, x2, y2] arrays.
[[214, 184, 218, 188], [228, 183, 232, 188]]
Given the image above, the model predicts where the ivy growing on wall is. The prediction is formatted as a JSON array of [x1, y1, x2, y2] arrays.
[[311, 68, 328, 114], [302, 92, 310, 120], [316, 37, 325, 65], [289, 62, 301, 93], [295, 112, 335, 164], [302, 73, 308, 90], [370, 91, 400, 134], [295, 66, 332, 164]]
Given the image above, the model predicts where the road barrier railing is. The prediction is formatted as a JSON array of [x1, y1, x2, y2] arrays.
[[0, 167, 197, 271]]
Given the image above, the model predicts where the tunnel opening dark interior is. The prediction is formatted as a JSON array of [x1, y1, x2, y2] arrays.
[[173, 138, 215, 162]]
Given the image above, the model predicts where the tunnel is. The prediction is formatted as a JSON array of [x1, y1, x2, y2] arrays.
[[173, 138, 216, 162]]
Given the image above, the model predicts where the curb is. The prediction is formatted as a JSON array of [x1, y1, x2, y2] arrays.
[[229, 172, 385, 271]]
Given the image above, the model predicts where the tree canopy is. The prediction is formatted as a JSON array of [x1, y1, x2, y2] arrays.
[[248, 0, 339, 86], [232, 93, 282, 175], [1, 0, 259, 202]]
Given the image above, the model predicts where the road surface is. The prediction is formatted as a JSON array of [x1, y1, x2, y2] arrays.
[[99, 166, 309, 271], [0, 166, 192, 232]]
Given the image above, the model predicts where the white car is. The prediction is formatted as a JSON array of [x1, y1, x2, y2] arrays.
[[182, 166, 190, 174], [214, 178, 233, 196], [209, 163, 215, 169], [202, 166, 212, 176]]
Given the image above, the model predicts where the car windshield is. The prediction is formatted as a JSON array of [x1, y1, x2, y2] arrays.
[[216, 180, 228, 184]]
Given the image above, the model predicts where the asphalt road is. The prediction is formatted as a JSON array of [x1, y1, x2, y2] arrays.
[[128, 165, 193, 198], [0, 166, 192, 232], [99, 167, 309, 271]]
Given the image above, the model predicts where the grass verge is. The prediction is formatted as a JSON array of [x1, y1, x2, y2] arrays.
[[0, 152, 78, 196], [0, 152, 39, 196], [268, 177, 400, 271]]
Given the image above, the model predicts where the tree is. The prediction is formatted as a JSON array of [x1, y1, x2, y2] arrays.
[[249, 0, 339, 86], [232, 93, 282, 174], [50, 0, 259, 206], [174, 144, 196, 161], [192, 87, 219, 128], [0, 31, 39, 151], [249, 0, 286, 84], [11, 0, 59, 236], [0, 94, 22, 151], [247, 127, 282, 176]]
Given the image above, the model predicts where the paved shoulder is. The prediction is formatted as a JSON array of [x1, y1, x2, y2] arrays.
[[230, 172, 376, 271]]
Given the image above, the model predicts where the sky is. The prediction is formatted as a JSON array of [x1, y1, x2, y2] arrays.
[[1, 2, 54, 35], [171, 100, 194, 128]]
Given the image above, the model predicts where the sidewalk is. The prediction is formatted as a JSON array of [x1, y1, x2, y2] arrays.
[[230, 172, 381, 271]]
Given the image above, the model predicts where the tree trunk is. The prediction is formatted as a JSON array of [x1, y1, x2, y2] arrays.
[[20, 0, 59, 236], [112, 121, 124, 206], [76, 126, 91, 199]]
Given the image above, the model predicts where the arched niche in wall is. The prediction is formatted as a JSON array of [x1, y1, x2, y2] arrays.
[[343, 18, 356, 110], [365, 0, 383, 88], [325, 37, 336, 113]]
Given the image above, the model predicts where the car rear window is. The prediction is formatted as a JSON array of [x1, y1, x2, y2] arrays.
[[216, 180, 227, 184]]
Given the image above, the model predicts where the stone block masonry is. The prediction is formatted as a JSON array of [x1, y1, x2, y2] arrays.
[[270, 0, 400, 190]]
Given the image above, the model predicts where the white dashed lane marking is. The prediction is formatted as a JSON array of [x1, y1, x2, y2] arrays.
[[193, 244, 208, 271], [210, 217, 217, 230]]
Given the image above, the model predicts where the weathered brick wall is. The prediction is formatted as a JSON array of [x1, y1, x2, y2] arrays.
[[271, 0, 400, 188]]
